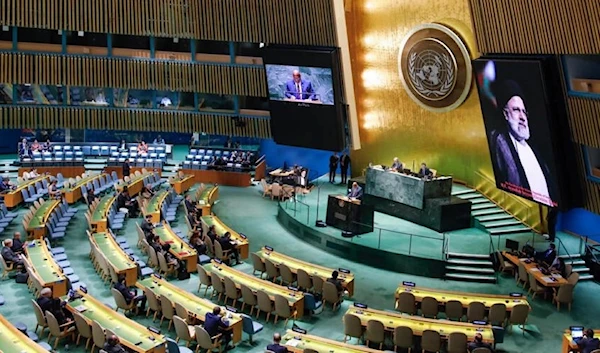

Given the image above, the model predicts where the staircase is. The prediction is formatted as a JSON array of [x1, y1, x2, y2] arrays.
[[560, 254, 595, 281], [445, 252, 496, 283], [162, 160, 180, 178], [452, 188, 532, 237], [0, 159, 19, 179]]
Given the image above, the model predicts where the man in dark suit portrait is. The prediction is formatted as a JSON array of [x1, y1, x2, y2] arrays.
[[468, 333, 494, 352], [204, 306, 233, 349], [489, 80, 555, 206], [284, 70, 315, 101], [266, 333, 288, 353]]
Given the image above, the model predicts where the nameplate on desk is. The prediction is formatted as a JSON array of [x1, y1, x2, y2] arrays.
[[338, 268, 351, 274], [473, 320, 487, 325], [265, 245, 274, 251], [239, 233, 247, 239], [225, 305, 237, 313], [354, 302, 368, 309], [152, 273, 163, 279], [509, 292, 523, 297], [402, 281, 416, 287], [214, 258, 223, 265], [292, 326, 307, 334], [334, 212, 347, 221], [288, 286, 299, 291], [147, 326, 161, 334]]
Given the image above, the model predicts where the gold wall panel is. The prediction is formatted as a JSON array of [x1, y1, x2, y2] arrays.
[[469, 0, 600, 54], [0, 0, 336, 46], [0, 106, 271, 139], [0, 52, 267, 97], [346, 0, 542, 230]]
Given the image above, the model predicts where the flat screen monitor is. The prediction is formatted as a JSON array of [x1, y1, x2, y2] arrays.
[[505, 239, 519, 252], [262, 46, 346, 151], [570, 326, 584, 339], [473, 58, 561, 207]]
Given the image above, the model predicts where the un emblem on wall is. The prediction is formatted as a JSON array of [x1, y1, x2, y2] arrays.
[[399, 23, 472, 112]]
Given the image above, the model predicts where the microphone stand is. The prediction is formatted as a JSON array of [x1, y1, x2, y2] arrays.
[[313, 170, 324, 226]]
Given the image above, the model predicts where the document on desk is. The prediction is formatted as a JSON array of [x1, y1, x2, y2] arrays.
[[286, 339, 300, 347]]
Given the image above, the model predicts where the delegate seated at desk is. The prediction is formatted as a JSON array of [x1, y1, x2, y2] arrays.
[[535, 243, 557, 266], [391, 157, 404, 172], [418, 163, 433, 178], [574, 329, 600, 353], [284, 70, 316, 101], [347, 182, 363, 200]]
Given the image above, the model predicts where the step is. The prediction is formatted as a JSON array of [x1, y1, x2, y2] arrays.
[[447, 252, 491, 259], [559, 254, 582, 260], [84, 158, 108, 164], [572, 266, 590, 273], [458, 194, 484, 200], [476, 214, 514, 222], [472, 203, 497, 211], [451, 189, 476, 196], [445, 266, 495, 274], [488, 226, 531, 235], [472, 209, 506, 217], [565, 259, 586, 266], [481, 219, 523, 228], [445, 273, 497, 283], [579, 274, 595, 280], [84, 164, 106, 170], [447, 258, 494, 266], [469, 198, 490, 205]]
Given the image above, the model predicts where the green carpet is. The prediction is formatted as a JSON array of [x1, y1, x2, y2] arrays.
[[0, 183, 599, 353]]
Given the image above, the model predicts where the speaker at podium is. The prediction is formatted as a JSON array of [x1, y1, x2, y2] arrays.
[[325, 194, 374, 235]]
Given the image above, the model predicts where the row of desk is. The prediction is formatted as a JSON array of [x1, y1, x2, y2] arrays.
[[63, 172, 106, 204], [3, 175, 50, 208], [0, 313, 49, 353], [26, 199, 61, 239], [25, 239, 68, 297], [90, 194, 117, 232], [201, 215, 249, 260], [115, 171, 154, 197], [154, 222, 197, 273], [144, 189, 170, 223], [194, 184, 219, 215], [170, 174, 195, 195], [90, 231, 138, 286]]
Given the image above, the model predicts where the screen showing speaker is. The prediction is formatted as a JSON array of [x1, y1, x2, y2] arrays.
[[262, 46, 345, 151], [473, 58, 560, 207]]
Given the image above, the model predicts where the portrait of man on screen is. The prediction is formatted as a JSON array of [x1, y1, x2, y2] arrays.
[[284, 70, 316, 101]]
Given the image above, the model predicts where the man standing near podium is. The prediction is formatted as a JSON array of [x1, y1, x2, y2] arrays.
[[347, 182, 363, 200], [329, 152, 339, 183]]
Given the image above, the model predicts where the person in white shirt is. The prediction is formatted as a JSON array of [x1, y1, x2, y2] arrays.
[[490, 80, 556, 207]]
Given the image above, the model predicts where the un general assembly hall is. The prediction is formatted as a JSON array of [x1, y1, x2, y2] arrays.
[[1, 1, 600, 353]]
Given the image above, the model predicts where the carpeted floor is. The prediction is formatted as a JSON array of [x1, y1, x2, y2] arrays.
[[0, 182, 598, 353]]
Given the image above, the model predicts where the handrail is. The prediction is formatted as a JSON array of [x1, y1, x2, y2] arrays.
[[280, 198, 310, 225], [555, 236, 572, 260], [349, 220, 444, 241], [487, 232, 499, 282]]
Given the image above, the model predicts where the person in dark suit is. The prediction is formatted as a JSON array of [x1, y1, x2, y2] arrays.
[[10, 232, 25, 254], [329, 152, 339, 183], [122, 159, 131, 178], [489, 80, 556, 206], [538, 243, 557, 266], [117, 186, 138, 217], [37, 288, 72, 325], [391, 157, 404, 172], [284, 70, 315, 100], [347, 182, 363, 200], [327, 270, 344, 295], [266, 333, 288, 353], [467, 333, 494, 352], [103, 335, 127, 353], [1, 239, 24, 267], [219, 232, 240, 265], [0, 177, 13, 193], [546, 207, 558, 241], [204, 306, 232, 349], [141, 215, 155, 241], [418, 163, 433, 178], [575, 329, 600, 353], [207, 225, 218, 244], [113, 275, 146, 313], [340, 153, 351, 184]]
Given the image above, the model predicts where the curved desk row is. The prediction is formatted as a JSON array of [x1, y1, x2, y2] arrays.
[[154, 222, 197, 273], [282, 329, 381, 353], [394, 284, 530, 311], [65, 291, 166, 353], [3, 175, 50, 208], [24, 240, 68, 297], [170, 174, 195, 195], [181, 169, 253, 187], [0, 313, 49, 353], [201, 215, 249, 260], [26, 199, 61, 239], [503, 252, 568, 287], [136, 275, 243, 343], [90, 231, 138, 286], [115, 172, 154, 197], [63, 172, 106, 204], [193, 184, 219, 216], [254, 247, 355, 297], [90, 195, 117, 232], [346, 306, 495, 343], [144, 189, 169, 223], [203, 260, 304, 317]]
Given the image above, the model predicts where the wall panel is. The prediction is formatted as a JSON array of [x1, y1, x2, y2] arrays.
[[0, 0, 337, 46], [0, 52, 267, 97], [0, 106, 271, 138]]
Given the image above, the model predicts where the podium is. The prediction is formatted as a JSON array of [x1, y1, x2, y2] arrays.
[[326, 195, 374, 235]]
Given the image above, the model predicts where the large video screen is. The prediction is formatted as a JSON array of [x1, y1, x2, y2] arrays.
[[265, 64, 334, 105], [473, 58, 560, 207], [262, 46, 345, 151]]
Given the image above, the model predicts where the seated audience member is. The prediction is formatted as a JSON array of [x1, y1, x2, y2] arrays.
[[159, 243, 180, 269], [113, 275, 146, 313], [347, 182, 363, 200], [141, 214, 155, 240], [224, 137, 233, 148], [468, 333, 494, 353], [267, 333, 288, 353], [30, 139, 41, 152], [30, 168, 40, 178], [150, 235, 162, 254], [141, 185, 155, 200], [189, 230, 207, 256], [327, 270, 344, 296], [537, 243, 557, 266], [204, 306, 233, 349], [118, 140, 127, 152], [18, 139, 29, 158], [153, 135, 165, 145], [2, 239, 24, 267], [103, 335, 127, 353], [137, 141, 148, 154], [122, 159, 131, 177], [184, 195, 200, 217], [575, 329, 600, 353], [86, 187, 97, 206], [42, 139, 52, 152], [37, 288, 73, 324], [187, 210, 201, 231], [219, 232, 240, 265], [391, 157, 404, 172], [206, 225, 217, 243], [10, 232, 25, 254], [418, 162, 433, 178], [0, 177, 14, 193], [117, 186, 138, 217], [550, 256, 567, 278], [48, 180, 61, 199]]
